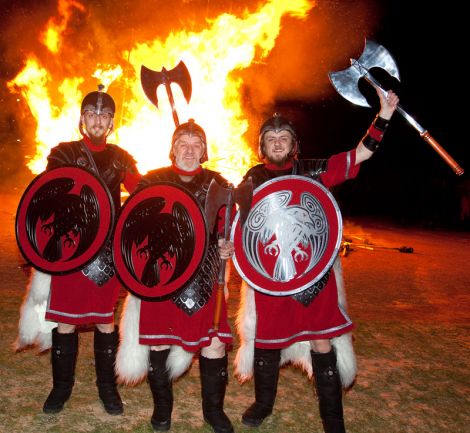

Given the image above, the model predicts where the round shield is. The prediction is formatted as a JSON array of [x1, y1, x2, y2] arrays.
[[16, 166, 115, 275], [231, 175, 342, 296], [113, 182, 208, 301]]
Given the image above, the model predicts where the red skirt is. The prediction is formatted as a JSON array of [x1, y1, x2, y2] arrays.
[[139, 287, 233, 352], [45, 272, 120, 325], [254, 272, 354, 349]]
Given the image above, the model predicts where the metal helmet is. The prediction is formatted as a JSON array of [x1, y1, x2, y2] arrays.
[[81, 84, 116, 117], [170, 119, 208, 163], [258, 113, 299, 159]]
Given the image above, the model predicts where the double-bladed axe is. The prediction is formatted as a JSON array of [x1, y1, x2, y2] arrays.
[[329, 39, 464, 176], [141, 60, 192, 127], [205, 178, 253, 331]]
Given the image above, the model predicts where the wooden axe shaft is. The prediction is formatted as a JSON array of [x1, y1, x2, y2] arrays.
[[364, 75, 464, 176], [213, 190, 233, 331]]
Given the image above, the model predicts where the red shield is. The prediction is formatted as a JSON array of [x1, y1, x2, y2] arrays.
[[231, 175, 342, 296], [16, 166, 114, 274], [113, 182, 208, 301]]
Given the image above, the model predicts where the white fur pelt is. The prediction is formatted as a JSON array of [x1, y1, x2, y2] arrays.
[[15, 268, 56, 352], [116, 294, 194, 385], [234, 258, 357, 388]]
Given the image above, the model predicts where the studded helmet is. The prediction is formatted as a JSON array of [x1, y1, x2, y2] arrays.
[[170, 119, 208, 163], [258, 113, 299, 159], [81, 84, 116, 117]]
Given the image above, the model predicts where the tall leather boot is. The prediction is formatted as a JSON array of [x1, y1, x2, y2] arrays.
[[199, 354, 234, 433], [241, 348, 281, 427], [311, 349, 346, 433], [43, 328, 79, 413], [94, 326, 123, 415], [148, 349, 173, 432]]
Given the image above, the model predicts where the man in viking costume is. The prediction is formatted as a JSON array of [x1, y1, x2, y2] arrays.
[[234, 88, 399, 433], [16, 87, 140, 415], [116, 119, 235, 433]]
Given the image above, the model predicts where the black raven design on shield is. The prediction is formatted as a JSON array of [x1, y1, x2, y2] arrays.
[[121, 197, 195, 288], [26, 177, 100, 262]]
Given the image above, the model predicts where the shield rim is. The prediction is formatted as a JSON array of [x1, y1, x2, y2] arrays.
[[113, 181, 209, 302], [15, 165, 115, 275], [230, 175, 342, 296]]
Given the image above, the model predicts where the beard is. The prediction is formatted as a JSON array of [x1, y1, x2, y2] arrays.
[[266, 153, 291, 167], [175, 154, 200, 171]]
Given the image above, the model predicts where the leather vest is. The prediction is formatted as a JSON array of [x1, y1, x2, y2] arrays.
[[139, 167, 228, 315]]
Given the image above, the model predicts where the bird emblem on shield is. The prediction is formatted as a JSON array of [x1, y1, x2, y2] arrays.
[[231, 175, 342, 296]]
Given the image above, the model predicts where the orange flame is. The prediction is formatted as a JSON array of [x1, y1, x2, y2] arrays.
[[40, 0, 85, 53], [9, 0, 315, 185]]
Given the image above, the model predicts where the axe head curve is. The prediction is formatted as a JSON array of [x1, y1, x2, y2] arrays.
[[141, 60, 192, 108], [329, 39, 400, 107]]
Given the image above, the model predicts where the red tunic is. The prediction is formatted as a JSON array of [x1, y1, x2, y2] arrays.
[[44, 138, 140, 325], [136, 166, 233, 352], [250, 150, 359, 349]]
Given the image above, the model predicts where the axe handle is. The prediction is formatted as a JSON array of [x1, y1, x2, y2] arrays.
[[213, 194, 233, 331], [165, 82, 180, 127], [363, 75, 464, 176], [420, 131, 464, 175]]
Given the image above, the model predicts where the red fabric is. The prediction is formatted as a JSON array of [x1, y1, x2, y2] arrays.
[[252, 150, 359, 349], [139, 285, 233, 352], [171, 163, 203, 176], [82, 134, 106, 151], [254, 272, 354, 349], [321, 150, 360, 188], [123, 171, 141, 193], [265, 161, 293, 171], [46, 273, 120, 325], [368, 125, 384, 141]]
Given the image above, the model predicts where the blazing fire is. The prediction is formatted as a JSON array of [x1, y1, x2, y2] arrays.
[[8, 0, 315, 185]]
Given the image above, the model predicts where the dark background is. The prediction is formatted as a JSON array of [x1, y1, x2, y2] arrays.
[[0, 0, 467, 228]]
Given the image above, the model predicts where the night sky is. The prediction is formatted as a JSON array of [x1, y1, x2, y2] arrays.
[[0, 0, 466, 228]]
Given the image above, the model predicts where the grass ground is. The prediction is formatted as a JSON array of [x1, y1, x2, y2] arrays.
[[0, 193, 469, 433]]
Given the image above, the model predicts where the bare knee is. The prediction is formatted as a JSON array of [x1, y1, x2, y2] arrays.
[[151, 345, 171, 351], [201, 337, 225, 359], [57, 323, 76, 334], [310, 339, 332, 353], [96, 323, 116, 333]]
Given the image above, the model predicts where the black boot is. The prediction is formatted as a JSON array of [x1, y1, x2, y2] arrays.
[[311, 349, 346, 433], [148, 349, 173, 432], [199, 354, 234, 433], [241, 348, 280, 427], [94, 326, 123, 415], [43, 328, 78, 414]]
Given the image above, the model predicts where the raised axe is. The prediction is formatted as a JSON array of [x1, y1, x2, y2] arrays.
[[141, 60, 192, 127], [204, 178, 253, 331], [329, 39, 464, 176]]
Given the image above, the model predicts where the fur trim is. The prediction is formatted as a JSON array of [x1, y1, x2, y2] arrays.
[[15, 269, 55, 352], [234, 258, 357, 388], [116, 294, 194, 385], [234, 280, 256, 382]]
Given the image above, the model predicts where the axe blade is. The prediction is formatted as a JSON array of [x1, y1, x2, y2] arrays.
[[204, 178, 254, 232], [329, 39, 401, 108], [233, 177, 253, 227], [140, 60, 192, 108], [205, 179, 232, 233]]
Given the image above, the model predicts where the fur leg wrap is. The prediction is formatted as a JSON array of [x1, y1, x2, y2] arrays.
[[235, 259, 357, 389], [116, 294, 193, 385], [15, 269, 55, 352]]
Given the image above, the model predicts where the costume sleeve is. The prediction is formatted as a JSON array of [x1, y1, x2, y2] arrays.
[[123, 171, 142, 193], [320, 150, 360, 188]]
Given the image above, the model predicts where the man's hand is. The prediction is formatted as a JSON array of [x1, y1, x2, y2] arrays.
[[218, 239, 234, 260], [378, 89, 399, 120]]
